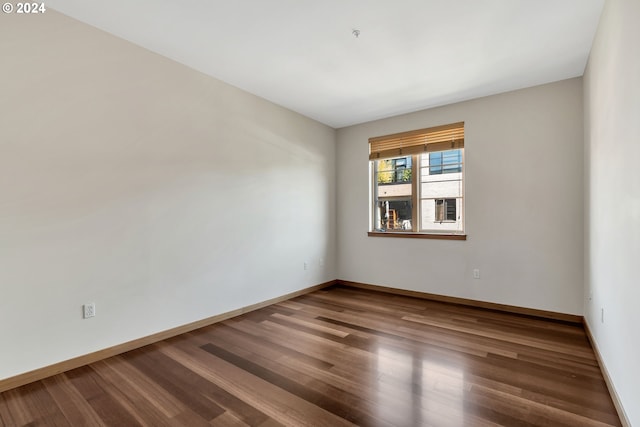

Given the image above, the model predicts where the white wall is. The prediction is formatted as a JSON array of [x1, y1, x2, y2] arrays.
[[0, 11, 336, 380], [337, 79, 584, 315], [584, 0, 640, 424]]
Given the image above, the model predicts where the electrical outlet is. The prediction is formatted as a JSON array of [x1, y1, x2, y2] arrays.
[[473, 269, 480, 279], [83, 303, 96, 319], [601, 307, 604, 324], [319, 258, 325, 268], [303, 262, 308, 271]]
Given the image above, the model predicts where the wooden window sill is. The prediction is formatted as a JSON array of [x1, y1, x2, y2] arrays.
[[368, 232, 467, 240]]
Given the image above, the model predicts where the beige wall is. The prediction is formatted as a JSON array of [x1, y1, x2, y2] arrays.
[[584, 0, 640, 424], [337, 78, 584, 315], [0, 11, 336, 380]]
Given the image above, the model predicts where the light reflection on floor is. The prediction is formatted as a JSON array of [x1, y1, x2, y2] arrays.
[[374, 344, 466, 426]]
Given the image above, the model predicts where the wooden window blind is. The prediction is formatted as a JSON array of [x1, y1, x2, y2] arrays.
[[369, 122, 464, 160]]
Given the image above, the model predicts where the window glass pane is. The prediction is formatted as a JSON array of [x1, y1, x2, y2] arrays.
[[373, 156, 413, 231], [428, 152, 442, 175], [376, 156, 412, 184], [376, 159, 393, 184], [420, 148, 464, 233], [439, 149, 462, 174], [445, 198, 456, 221], [374, 199, 413, 231], [442, 150, 461, 164], [443, 163, 462, 173]]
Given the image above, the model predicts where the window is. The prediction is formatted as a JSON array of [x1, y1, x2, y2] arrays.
[[377, 157, 412, 184], [429, 150, 462, 175], [374, 157, 413, 230], [435, 199, 456, 222], [369, 122, 465, 237]]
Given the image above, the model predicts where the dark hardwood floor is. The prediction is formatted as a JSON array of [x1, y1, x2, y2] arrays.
[[0, 285, 621, 426]]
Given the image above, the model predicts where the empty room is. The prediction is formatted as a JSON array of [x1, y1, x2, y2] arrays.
[[1, 0, 638, 426]]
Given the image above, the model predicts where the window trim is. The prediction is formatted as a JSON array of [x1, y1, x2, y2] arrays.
[[369, 122, 466, 239], [367, 231, 466, 240]]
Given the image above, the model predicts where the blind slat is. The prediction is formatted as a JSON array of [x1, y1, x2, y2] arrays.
[[369, 122, 464, 160]]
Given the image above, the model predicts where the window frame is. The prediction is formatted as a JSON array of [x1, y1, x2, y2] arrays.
[[371, 157, 417, 233], [368, 122, 466, 240]]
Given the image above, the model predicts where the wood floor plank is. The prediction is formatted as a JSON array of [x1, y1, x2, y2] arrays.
[[193, 330, 404, 425], [208, 411, 251, 427], [199, 342, 384, 427], [89, 359, 177, 427], [196, 322, 335, 371], [0, 395, 16, 427], [40, 374, 107, 427], [123, 347, 227, 422], [63, 366, 145, 427], [0, 285, 621, 427], [468, 384, 615, 427], [1, 388, 35, 426], [104, 355, 187, 419], [157, 342, 358, 427], [168, 408, 213, 427], [1, 382, 70, 427]]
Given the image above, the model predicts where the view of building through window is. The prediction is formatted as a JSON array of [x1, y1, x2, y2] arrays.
[[429, 150, 462, 175], [435, 198, 456, 222], [373, 148, 463, 233], [369, 122, 464, 235]]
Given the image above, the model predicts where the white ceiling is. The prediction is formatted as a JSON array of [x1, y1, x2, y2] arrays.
[[47, 0, 605, 128]]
